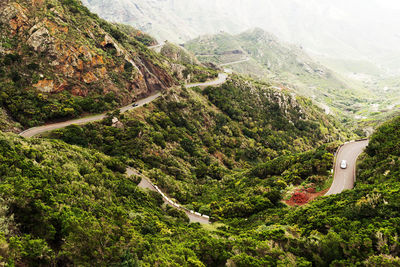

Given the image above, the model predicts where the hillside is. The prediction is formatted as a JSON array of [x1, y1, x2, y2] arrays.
[[159, 42, 219, 84], [0, 0, 176, 128], [48, 75, 352, 218], [2, 130, 309, 266], [358, 116, 400, 184], [0, 131, 185, 265], [185, 29, 374, 122], [3, 107, 400, 265], [36, 72, 400, 266], [3, 0, 400, 266]]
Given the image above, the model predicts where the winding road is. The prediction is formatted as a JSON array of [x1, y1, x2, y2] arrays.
[[20, 73, 228, 138], [325, 140, 369, 195], [148, 42, 165, 53], [19, 52, 368, 221], [219, 57, 250, 67], [19, 72, 229, 224], [186, 73, 228, 88]]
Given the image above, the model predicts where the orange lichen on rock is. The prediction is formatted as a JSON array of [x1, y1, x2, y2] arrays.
[[71, 86, 88, 97], [91, 55, 104, 66], [55, 82, 68, 93], [76, 59, 84, 71], [8, 3, 29, 34], [82, 72, 98, 83], [33, 79, 55, 93], [97, 67, 107, 77], [32, 0, 45, 7]]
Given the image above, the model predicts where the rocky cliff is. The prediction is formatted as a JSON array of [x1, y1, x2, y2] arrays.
[[0, 0, 175, 127]]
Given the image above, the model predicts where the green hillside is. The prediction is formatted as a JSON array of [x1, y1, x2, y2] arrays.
[[48, 76, 351, 219], [2, 0, 400, 266], [277, 115, 400, 266], [185, 29, 374, 124]]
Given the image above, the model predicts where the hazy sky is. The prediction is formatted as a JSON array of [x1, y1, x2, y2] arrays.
[[209, 0, 400, 63], [83, 0, 400, 68]]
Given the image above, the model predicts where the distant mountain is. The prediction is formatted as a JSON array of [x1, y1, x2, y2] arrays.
[[185, 28, 371, 117], [82, 0, 400, 73]]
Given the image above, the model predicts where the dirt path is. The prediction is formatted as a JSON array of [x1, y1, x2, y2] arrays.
[[127, 168, 210, 224]]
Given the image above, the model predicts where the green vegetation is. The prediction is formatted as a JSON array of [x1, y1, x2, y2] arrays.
[[160, 42, 219, 83], [3, 0, 400, 266], [0, 0, 175, 127], [0, 130, 322, 266], [0, 131, 188, 265], [49, 77, 349, 218], [185, 29, 375, 126], [358, 116, 400, 184]]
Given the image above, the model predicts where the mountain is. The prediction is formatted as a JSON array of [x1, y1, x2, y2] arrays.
[[185, 29, 371, 120], [3, 0, 400, 266], [0, 0, 175, 128], [81, 0, 400, 74], [49, 75, 352, 215]]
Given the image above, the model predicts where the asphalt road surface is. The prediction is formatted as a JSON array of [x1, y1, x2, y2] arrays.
[[19, 93, 161, 138], [219, 57, 250, 67], [325, 140, 369, 195], [148, 42, 165, 53], [186, 73, 228, 88]]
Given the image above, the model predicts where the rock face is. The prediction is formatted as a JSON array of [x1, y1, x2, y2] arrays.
[[33, 79, 55, 93], [27, 26, 53, 52], [0, 0, 175, 103]]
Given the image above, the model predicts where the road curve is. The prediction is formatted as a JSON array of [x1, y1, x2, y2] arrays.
[[18, 73, 230, 224], [219, 57, 250, 67], [148, 42, 165, 53], [19, 93, 161, 138], [325, 140, 369, 195], [186, 73, 228, 88], [127, 168, 210, 224], [20, 74, 228, 138]]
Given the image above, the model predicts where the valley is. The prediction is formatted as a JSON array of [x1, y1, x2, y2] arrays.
[[183, 29, 400, 134], [1, 0, 400, 266]]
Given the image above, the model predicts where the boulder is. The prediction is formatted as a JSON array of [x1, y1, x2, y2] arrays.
[[27, 26, 53, 52]]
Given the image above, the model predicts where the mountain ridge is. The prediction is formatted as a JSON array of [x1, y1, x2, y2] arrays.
[[185, 28, 371, 121], [81, 0, 400, 73]]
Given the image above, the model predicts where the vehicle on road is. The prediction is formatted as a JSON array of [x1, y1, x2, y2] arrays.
[[132, 103, 139, 107], [340, 160, 347, 169]]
